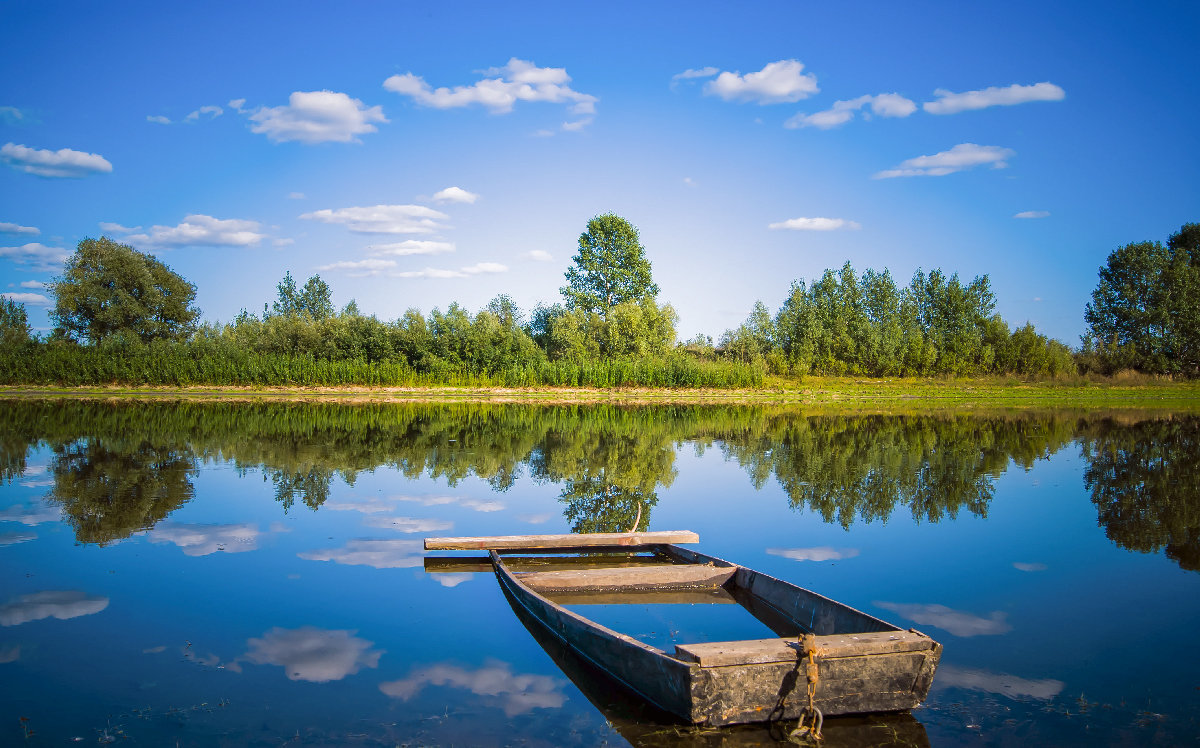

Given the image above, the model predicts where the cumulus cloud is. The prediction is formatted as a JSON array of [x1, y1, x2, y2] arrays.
[[244, 626, 382, 682], [362, 516, 454, 533], [873, 602, 1012, 637], [148, 523, 264, 556], [1014, 211, 1050, 219], [522, 249, 553, 262], [924, 82, 1065, 115], [767, 546, 860, 562], [391, 263, 508, 280], [99, 221, 140, 233], [380, 659, 567, 717], [705, 60, 819, 104], [287, 191, 305, 200], [368, 239, 455, 256], [249, 90, 387, 144], [301, 204, 448, 235], [874, 143, 1015, 179], [1, 142, 113, 178], [385, 58, 597, 119], [110, 214, 266, 248], [146, 115, 171, 125], [0, 531, 36, 546], [298, 538, 424, 569], [1, 292, 50, 305], [17, 280, 44, 289], [461, 262, 507, 275], [0, 106, 26, 124], [186, 105, 223, 122], [0, 242, 69, 272], [768, 217, 862, 231], [785, 93, 916, 129], [228, 98, 247, 113], [0, 590, 110, 626], [0, 501, 62, 525], [0, 222, 39, 235], [936, 665, 1064, 700], [432, 186, 478, 204]]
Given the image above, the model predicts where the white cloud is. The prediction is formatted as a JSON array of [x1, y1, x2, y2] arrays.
[[0, 501, 62, 525], [561, 117, 593, 132], [432, 186, 479, 204], [0, 243, 70, 272], [0, 106, 26, 124], [99, 222, 141, 233], [705, 60, 819, 104], [1012, 561, 1048, 571], [1014, 211, 1050, 219], [287, 192, 305, 200], [924, 82, 1065, 115], [298, 538, 424, 569], [301, 204, 449, 234], [672, 66, 720, 81], [785, 93, 916, 129], [244, 626, 382, 682], [462, 262, 507, 275], [384, 58, 597, 118], [873, 601, 1012, 637], [767, 546, 860, 562], [362, 516, 454, 533], [768, 217, 862, 231], [522, 249, 553, 262], [517, 513, 552, 524], [228, 98, 247, 113], [116, 214, 267, 248], [1, 292, 50, 305], [936, 665, 1064, 700], [316, 258, 397, 277], [148, 522, 262, 556], [249, 91, 387, 144], [380, 659, 567, 717], [146, 115, 171, 124], [0, 504, 62, 525], [369, 239, 455, 256], [0, 222, 39, 235], [874, 143, 1015, 179], [1, 142, 113, 178], [273, 237, 294, 247], [19, 280, 45, 289], [0, 531, 36, 546], [186, 105, 223, 122], [0, 590, 109, 626]]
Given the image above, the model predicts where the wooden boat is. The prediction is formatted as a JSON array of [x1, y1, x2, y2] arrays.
[[424, 531, 941, 727]]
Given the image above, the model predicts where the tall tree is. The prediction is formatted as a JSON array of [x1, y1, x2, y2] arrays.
[[1, 297, 31, 347], [1084, 240, 1173, 373], [271, 271, 333, 320], [50, 237, 200, 344], [561, 214, 659, 318]]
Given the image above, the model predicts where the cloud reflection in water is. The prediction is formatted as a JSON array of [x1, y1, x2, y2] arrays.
[[380, 659, 567, 716], [0, 531, 36, 546], [298, 538, 424, 569], [244, 626, 383, 682], [936, 664, 1065, 700], [362, 516, 453, 533], [148, 522, 264, 556], [0, 590, 110, 626], [873, 601, 1012, 637], [767, 546, 860, 562], [0, 501, 62, 525]]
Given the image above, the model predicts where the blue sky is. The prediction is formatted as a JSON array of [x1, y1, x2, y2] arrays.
[[2, 0, 1197, 344]]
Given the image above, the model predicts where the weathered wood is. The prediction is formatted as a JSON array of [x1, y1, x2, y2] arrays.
[[423, 554, 666, 574], [546, 587, 737, 606], [675, 630, 937, 667], [516, 564, 735, 593], [424, 531, 698, 551]]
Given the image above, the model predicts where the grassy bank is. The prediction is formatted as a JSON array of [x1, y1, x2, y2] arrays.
[[3, 376, 1199, 411]]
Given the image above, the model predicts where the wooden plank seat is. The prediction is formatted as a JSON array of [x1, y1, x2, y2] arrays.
[[675, 630, 939, 667], [515, 563, 736, 594], [424, 531, 699, 551]]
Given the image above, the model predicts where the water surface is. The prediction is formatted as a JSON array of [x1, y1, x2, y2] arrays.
[[1, 400, 1197, 745]]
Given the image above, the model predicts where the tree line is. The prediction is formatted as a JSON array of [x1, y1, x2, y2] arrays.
[[2, 216, 1197, 385]]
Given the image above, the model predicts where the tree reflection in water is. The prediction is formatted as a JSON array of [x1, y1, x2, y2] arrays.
[[2, 400, 1197, 572]]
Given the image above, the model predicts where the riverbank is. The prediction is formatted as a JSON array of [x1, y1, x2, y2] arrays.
[[3, 376, 1199, 410]]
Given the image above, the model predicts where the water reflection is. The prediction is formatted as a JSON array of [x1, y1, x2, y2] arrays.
[[767, 546, 860, 562], [0, 530, 36, 546], [935, 664, 1065, 700], [297, 538, 425, 569], [2, 401, 1199, 573], [0, 589, 110, 626], [380, 660, 569, 716], [244, 626, 383, 682], [147, 521, 287, 556], [872, 602, 1012, 637]]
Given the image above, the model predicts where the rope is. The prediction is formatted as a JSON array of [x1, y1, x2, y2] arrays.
[[789, 633, 823, 743]]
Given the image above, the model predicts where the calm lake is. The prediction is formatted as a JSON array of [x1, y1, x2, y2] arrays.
[[1, 400, 1198, 746]]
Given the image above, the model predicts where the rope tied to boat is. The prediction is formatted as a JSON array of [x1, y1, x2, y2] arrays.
[[789, 633, 823, 743]]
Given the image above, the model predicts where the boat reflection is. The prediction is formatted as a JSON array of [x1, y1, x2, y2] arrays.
[[496, 564, 931, 747]]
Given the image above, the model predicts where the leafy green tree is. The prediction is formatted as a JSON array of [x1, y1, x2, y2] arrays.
[[49, 237, 200, 344], [1, 297, 31, 347], [561, 214, 659, 318], [271, 271, 333, 320], [1084, 241, 1172, 372]]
